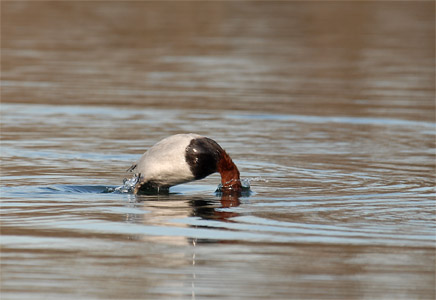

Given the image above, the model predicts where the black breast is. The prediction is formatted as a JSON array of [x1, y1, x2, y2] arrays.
[[185, 137, 223, 180]]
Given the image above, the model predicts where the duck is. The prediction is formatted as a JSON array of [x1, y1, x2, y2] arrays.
[[128, 133, 241, 194]]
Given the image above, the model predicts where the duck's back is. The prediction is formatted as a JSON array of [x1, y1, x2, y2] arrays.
[[136, 133, 202, 187]]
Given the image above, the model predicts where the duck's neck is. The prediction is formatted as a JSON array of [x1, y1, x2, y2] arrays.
[[217, 150, 241, 191]]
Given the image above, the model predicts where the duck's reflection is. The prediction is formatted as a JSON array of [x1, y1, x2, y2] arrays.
[[129, 190, 241, 220], [126, 189, 244, 232], [189, 192, 241, 221]]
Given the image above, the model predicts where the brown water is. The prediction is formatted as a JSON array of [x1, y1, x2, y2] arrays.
[[1, 2, 435, 299]]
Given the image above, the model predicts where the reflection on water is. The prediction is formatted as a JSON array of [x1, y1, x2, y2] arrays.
[[1, 1, 435, 300]]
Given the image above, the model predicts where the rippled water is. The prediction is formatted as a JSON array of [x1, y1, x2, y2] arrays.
[[1, 2, 435, 300]]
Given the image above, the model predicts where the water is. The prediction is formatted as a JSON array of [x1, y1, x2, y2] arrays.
[[1, 2, 435, 300]]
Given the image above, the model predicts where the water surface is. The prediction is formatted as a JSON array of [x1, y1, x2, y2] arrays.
[[1, 2, 435, 299]]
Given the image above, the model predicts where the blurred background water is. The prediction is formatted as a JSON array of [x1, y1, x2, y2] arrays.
[[1, 2, 435, 299]]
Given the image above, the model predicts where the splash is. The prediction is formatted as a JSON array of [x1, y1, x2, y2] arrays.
[[105, 176, 139, 194]]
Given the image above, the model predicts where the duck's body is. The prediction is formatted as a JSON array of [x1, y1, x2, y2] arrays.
[[129, 134, 241, 194]]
